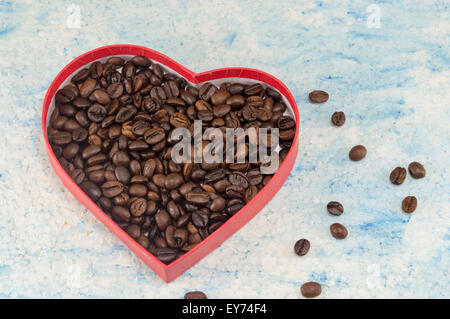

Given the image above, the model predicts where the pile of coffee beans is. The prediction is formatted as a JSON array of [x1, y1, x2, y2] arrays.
[[48, 55, 295, 264]]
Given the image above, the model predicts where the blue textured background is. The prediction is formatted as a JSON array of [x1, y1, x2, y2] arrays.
[[0, 0, 449, 298]]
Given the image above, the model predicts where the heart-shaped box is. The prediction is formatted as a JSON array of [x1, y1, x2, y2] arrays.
[[42, 44, 299, 282]]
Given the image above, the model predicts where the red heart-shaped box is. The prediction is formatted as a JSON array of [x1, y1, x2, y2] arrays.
[[42, 44, 299, 282]]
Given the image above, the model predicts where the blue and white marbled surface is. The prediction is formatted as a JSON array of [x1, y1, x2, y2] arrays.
[[0, 0, 449, 298]]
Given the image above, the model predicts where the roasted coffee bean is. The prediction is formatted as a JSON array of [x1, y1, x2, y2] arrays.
[[327, 201, 344, 216], [125, 224, 141, 239], [51, 131, 72, 145], [402, 196, 417, 213], [247, 169, 263, 186], [408, 162, 425, 179], [309, 90, 329, 103], [211, 90, 231, 105], [144, 127, 165, 145], [116, 105, 137, 123], [73, 68, 89, 83], [101, 181, 124, 198], [107, 83, 123, 99], [89, 61, 103, 79], [225, 185, 244, 199], [70, 169, 85, 184], [331, 111, 345, 126], [229, 172, 249, 189], [294, 239, 310, 256], [131, 56, 151, 68], [163, 81, 179, 98], [278, 115, 296, 129], [114, 166, 130, 184], [349, 145, 367, 161], [330, 223, 348, 239], [170, 112, 190, 128], [87, 104, 107, 122], [184, 291, 207, 299], [80, 78, 97, 98], [129, 183, 147, 197], [192, 210, 209, 228], [63, 143, 79, 159], [174, 228, 188, 247], [199, 82, 218, 101], [111, 206, 130, 222], [165, 173, 184, 190], [210, 196, 226, 212], [155, 209, 171, 231], [244, 185, 258, 203], [226, 198, 244, 215], [390, 167, 407, 185], [208, 221, 224, 233], [56, 87, 77, 103], [226, 95, 245, 108], [205, 169, 227, 183], [81, 144, 101, 159], [80, 181, 101, 200], [301, 282, 322, 298], [154, 248, 177, 263], [186, 191, 210, 205], [244, 83, 263, 96]]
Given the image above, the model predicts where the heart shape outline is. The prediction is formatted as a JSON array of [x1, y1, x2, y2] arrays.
[[42, 44, 299, 282]]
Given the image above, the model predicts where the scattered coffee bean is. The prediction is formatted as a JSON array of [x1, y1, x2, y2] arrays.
[[309, 90, 329, 103], [408, 162, 425, 179], [294, 239, 310, 256], [402, 196, 417, 213], [390, 167, 407, 185], [349, 145, 367, 161], [331, 111, 345, 126], [48, 55, 295, 264], [330, 223, 348, 239], [327, 201, 344, 216], [301, 282, 322, 298], [184, 291, 207, 299]]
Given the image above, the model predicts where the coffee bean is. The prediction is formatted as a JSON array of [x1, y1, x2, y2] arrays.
[[111, 206, 130, 222], [80, 181, 101, 200], [301, 282, 322, 298], [131, 56, 151, 68], [80, 78, 97, 98], [330, 223, 348, 239], [144, 127, 165, 145], [192, 210, 209, 228], [51, 131, 72, 145], [186, 191, 210, 205], [327, 201, 344, 216], [184, 291, 207, 299], [331, 111, 345, 126], [130, 198, 147, 217], [278, 115, 295, 129], [154, 248, 177, 263], [402, 196, 417, 213], [294, 239, 310, 256], [87, 104, 107, 123], [309, 90, 329, 103], [102, 181, 124, 198], [349, 145, 367, 161], [408, 162, 425, 179], [390, 167, 407, 185]]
